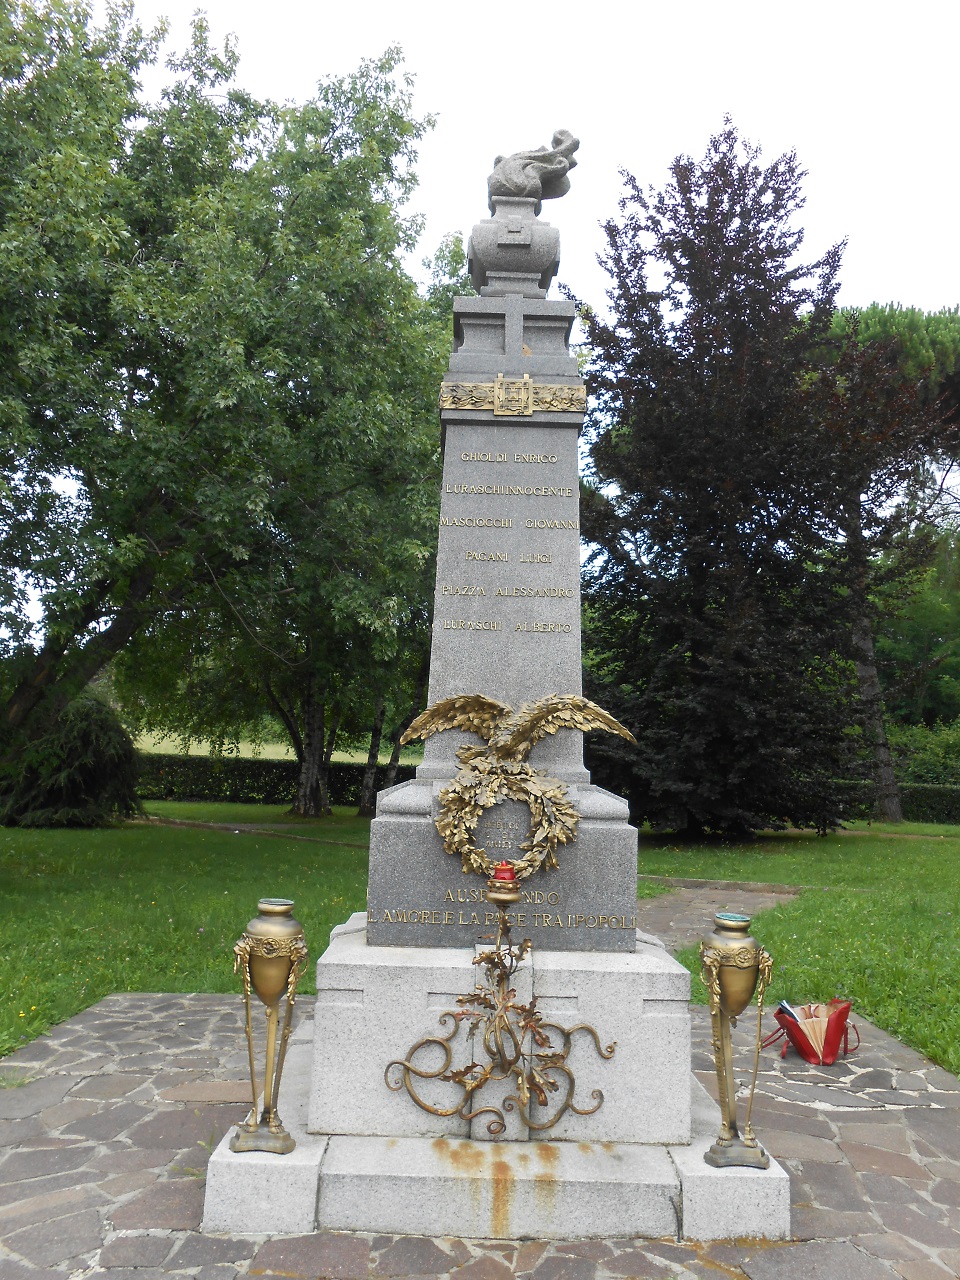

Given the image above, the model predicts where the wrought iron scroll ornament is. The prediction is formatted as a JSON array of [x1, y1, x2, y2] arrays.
[[400, 693, 636, 881], [385, 909, 614, 1134]]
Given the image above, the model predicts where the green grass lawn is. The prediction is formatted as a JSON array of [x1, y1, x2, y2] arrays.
[[0, 810, 371, 1058], [643, 828, 960, 1074], [143, 800, 370, 840], [2, 808, 959, 1076]]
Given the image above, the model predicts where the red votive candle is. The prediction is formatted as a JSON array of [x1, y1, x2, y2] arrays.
[[493, 861, 517, 882]]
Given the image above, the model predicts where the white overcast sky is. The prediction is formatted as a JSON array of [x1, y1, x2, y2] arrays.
[[99, 0, 958, 316]]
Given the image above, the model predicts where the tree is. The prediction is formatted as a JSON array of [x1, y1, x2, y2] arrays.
[[111, 232, 467, 818], [838, 304, 960, 416], [876, 529, 960, 726], [0, 2, 438, 810], [575, 123, 863, 835]]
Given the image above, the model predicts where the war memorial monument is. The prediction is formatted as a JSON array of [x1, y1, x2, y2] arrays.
[[203, 133, 790, 1242]]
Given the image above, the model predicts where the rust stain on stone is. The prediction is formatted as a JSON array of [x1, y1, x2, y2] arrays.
[[432, 1138, 486, 1174], [578, 1142, 594, 1155], [490, 1158, 513, 1239], [535, 1142, 560, 1166]]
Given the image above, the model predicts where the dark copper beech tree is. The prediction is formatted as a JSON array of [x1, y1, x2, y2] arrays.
[[573, 123, 948, 835]]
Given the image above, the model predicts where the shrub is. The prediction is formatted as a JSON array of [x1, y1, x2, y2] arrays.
[[1, 697, 142, 827]]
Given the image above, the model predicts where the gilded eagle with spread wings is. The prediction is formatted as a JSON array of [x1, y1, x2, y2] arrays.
[[400, 694, 637, 880], [400, 692, 636, 760]]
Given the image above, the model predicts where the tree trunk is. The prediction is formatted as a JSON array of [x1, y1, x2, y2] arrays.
[[844, 494, 902, 823], [3, 562, 157, 739], [382, 655, 429, 790], [852, 613, 903, 822], [357, 697, 386, 818], [291, 685, 332, 817]]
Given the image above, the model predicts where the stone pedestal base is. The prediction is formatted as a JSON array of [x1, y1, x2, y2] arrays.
[[366, 781, 641, 953], [203, 919, 790, 1241]]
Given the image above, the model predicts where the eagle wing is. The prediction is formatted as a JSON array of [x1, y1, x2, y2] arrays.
[[400, 694, 513, 746], [491, 694, 637, 761]]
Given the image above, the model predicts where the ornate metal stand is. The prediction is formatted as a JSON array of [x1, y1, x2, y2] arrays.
[[231, 898, 308, 1155], [700, 912, 773, 1169], [386, 863, 615, 1135]]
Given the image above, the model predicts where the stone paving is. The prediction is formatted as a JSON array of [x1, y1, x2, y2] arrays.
[[1, 888, 959, 1280]]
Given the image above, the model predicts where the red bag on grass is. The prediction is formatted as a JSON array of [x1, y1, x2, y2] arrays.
[[762, 999, 859, 1065]]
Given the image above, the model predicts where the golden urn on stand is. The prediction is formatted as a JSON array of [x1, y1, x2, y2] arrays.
[[231, 898, 308, 1155], [699, 912, 772, 1169]]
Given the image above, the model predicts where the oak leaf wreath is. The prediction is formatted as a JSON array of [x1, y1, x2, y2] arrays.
[[400, 694, 636, 880]]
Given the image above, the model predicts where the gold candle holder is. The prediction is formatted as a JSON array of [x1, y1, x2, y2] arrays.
[[231, 898, 308, 1155], [699, 912, 772, 1169]]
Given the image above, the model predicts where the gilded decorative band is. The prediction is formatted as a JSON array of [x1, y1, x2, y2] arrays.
[[439, 374, 586, 416]]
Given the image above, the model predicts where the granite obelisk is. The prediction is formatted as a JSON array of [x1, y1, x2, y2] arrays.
[[366, 131, 640, 951]]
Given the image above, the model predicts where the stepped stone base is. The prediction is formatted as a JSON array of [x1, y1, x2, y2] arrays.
[[203, 1039, 788, 1240], [203, 920, 790, 1241]]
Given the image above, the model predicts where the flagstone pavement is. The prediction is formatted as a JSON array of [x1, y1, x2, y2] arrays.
[[2, 884, 960, 1280]]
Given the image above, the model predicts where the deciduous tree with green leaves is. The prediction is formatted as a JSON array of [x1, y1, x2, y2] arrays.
[[0, 1, 443, 814]]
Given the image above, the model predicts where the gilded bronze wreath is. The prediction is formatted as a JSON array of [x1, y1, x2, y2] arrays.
[[401, 693, 636, 880]]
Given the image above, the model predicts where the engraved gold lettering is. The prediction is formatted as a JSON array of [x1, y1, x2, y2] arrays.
[[515, 622, 573, 633], [523, 519, 579, 530], [439, 619, 503, 631], [518, 553, 552, 563], [440, 585, 487, 596], [375, 904, 632, 930], [440, 516, 514, 528], [495, 586, 573, 598], [445, 483, 573, 498], [465, 551, 509, 562], [514, 453, 558, 464]]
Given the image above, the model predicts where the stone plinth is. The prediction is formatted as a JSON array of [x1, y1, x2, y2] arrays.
[[366, 783, 639, 952]]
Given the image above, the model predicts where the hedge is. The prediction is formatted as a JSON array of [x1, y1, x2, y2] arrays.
[[136, 752, 415, 806], [834, 780, 960, 825], [137, 751, 960, 825]]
